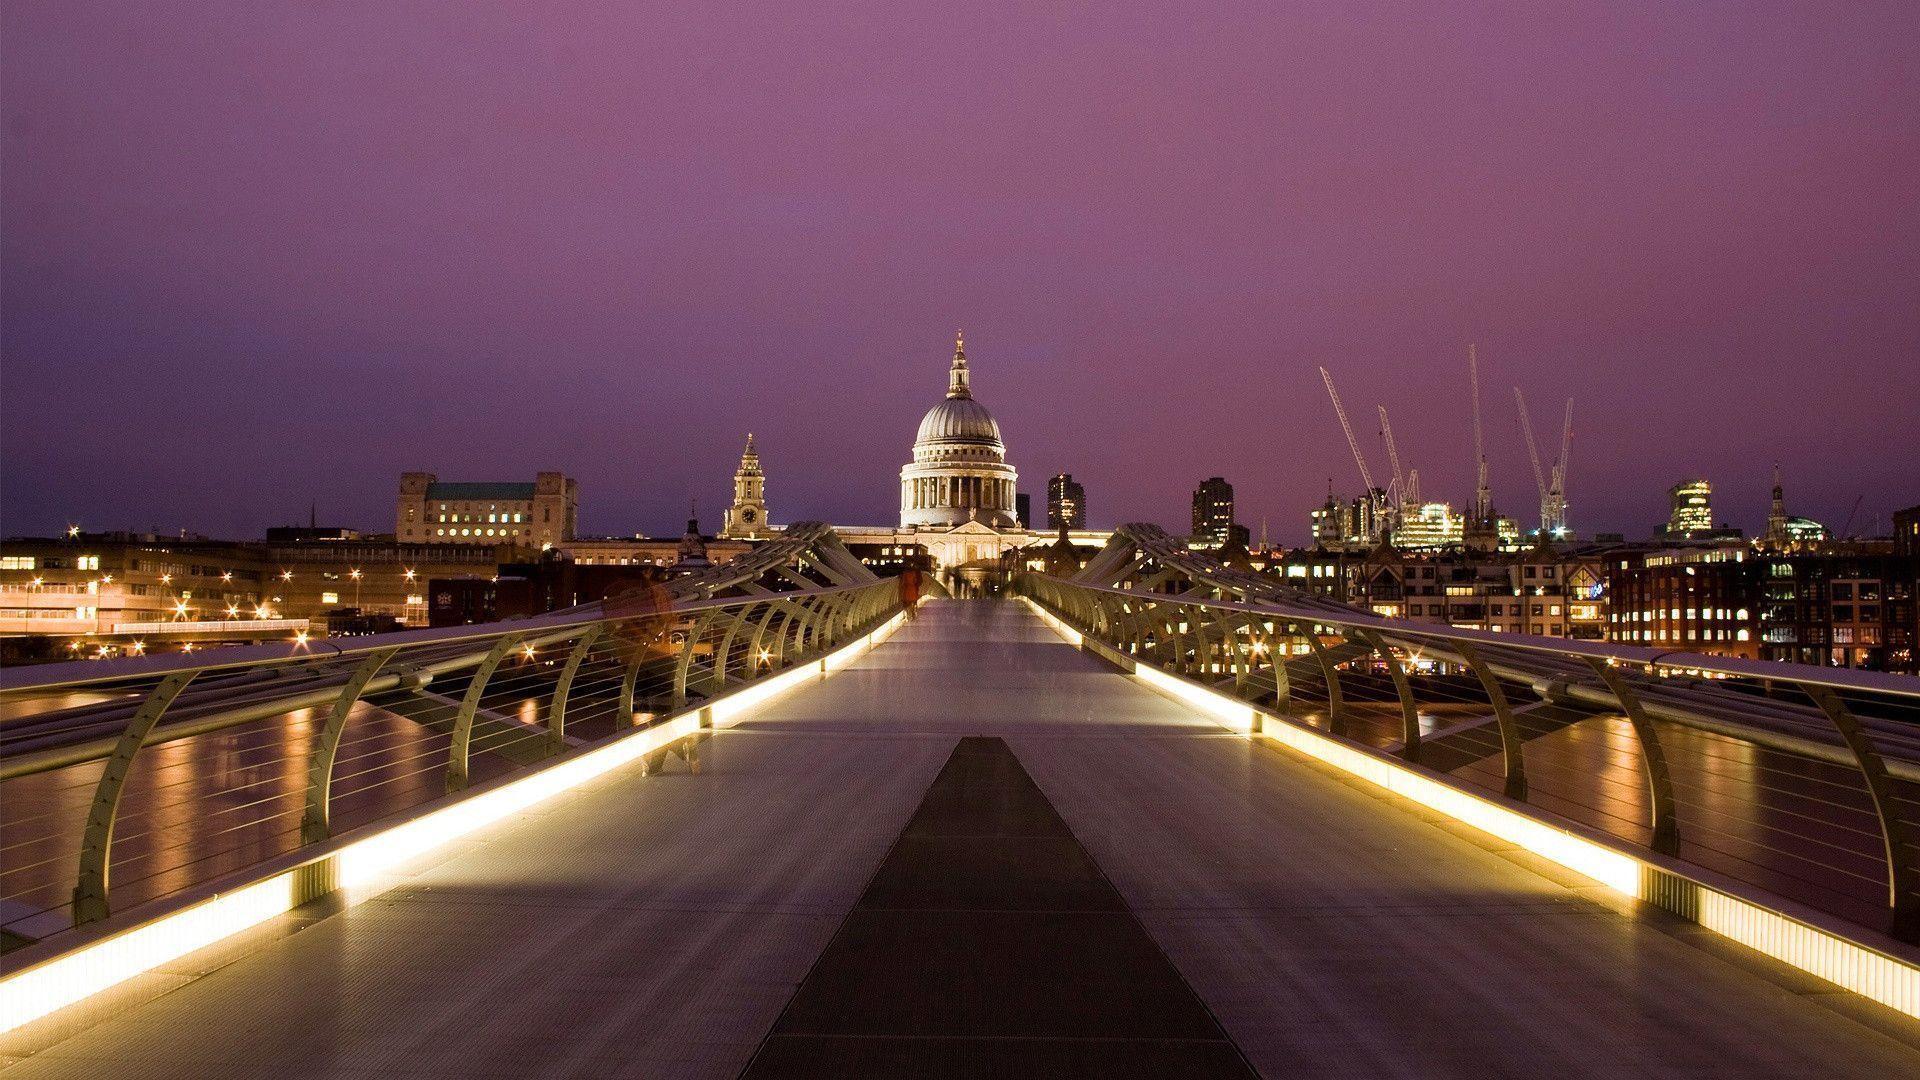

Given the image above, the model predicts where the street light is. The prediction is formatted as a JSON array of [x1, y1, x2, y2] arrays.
[[350, 568, 363, 609]]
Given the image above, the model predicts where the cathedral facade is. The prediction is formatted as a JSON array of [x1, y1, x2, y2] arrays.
[[722, 334, 1107, 582], [899, 333, 1020, 529]]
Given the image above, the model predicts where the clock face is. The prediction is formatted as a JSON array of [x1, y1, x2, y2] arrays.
[[742, 508, 757, 523]]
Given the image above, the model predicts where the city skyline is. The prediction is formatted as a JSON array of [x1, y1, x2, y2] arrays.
[[6, 4, 1918, 540]]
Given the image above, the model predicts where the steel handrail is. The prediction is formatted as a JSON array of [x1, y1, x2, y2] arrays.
[[0, 578, 906, 934], [1021, 573, 1920, 940]]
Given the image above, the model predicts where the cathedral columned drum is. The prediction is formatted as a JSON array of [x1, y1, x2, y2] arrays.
[[900, 333, 1020, 530]]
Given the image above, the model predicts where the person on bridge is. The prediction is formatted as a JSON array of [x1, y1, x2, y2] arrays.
[[898, 566, 923, 619]]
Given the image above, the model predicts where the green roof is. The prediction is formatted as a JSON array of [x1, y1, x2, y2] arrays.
[[426, 482, 537, 501]]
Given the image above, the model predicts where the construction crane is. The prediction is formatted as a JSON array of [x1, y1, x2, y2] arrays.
[[1377, 405, 1407, 508], [1515, 387, 1549, 526], [1551, 397, 1572, 537], [1378, 405, 1423, 522], [1840, 495, 1865, 539], [1319, 366, 1389, 538], [1514, 389, 1574, 539]]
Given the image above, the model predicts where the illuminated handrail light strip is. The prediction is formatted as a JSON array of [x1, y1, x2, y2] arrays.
[[0, 610, 908, 1036], [1019, 596, 1920, 1020]]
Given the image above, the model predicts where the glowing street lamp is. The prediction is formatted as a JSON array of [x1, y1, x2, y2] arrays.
[[350, 568, 363, 609]]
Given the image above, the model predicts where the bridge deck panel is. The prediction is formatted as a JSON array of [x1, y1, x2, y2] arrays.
[[4, 600, 1917, 1078]]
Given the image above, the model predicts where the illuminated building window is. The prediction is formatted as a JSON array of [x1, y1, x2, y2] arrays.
[[322, 592, 340, 604], [0, 556, 35, 570]]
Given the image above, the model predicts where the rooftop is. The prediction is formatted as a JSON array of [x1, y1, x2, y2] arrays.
[[424, 482, 537, 501]]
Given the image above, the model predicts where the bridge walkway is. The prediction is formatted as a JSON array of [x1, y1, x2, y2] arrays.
[[3, 600, 1918, 1077]]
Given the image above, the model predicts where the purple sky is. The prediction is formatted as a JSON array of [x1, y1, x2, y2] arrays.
[[5, 2, 1917, 542]]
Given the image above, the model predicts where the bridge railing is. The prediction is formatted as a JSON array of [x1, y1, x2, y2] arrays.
[[1020, 573, 1920, 942], [0, 579, 903, 948]]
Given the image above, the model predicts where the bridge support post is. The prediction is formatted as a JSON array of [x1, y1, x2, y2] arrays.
[[548, 627, 603, 755], [1360, 630, 1421, 764], [1454, 641, 1527, 801], [73, 671, 197, 925], [447, 632, 526, 793], [708, 608, 753, 693], [1301, 624, 1348, 738], [618, 643, 645, 727], [1229, 612, 1253, 694], [673, 610, 720, 710], [1805, 684, 1920, 941], [769, 605, 797, 668], [792, 597, 820, 659], [1584, 657, 1678, 856], [744, 603, 783, 681], [304, 648, 401, 844], [1269, 621, 1293, 716]]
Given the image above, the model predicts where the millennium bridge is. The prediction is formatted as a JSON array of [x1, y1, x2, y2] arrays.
[[3, 524, 1919, 1077]]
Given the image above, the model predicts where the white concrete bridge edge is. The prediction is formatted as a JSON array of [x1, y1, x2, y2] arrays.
[[0, 609, 915, 1036], [1018, 595, 1920, 1021]]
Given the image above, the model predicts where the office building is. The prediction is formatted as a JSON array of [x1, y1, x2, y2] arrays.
[[1191, 477, 1235, 546], [395, 471, 577, 548], [1664, 479, 1714, 537], [1047, 473, 1086, 530]]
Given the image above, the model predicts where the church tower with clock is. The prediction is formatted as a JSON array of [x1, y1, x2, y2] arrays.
[[722, 433, 772, 539]]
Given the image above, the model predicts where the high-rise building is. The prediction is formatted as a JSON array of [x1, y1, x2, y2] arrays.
[[396, 472, 577, 548], [1896, 505, 1920, 556], [1664, 478, 1713, 537], [1047, 473, 1085, 530], [721, 434, 771, 539], [1191, 477, 1234, 545], [1015, 492, 1031, 529]]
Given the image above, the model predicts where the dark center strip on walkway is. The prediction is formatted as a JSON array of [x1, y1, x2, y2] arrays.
[[740, 736, 1258, 1078]]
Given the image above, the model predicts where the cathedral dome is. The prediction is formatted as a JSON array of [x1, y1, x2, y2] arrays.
[[900, 333, 1019, 530], [915, 396, 1003, 450]]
